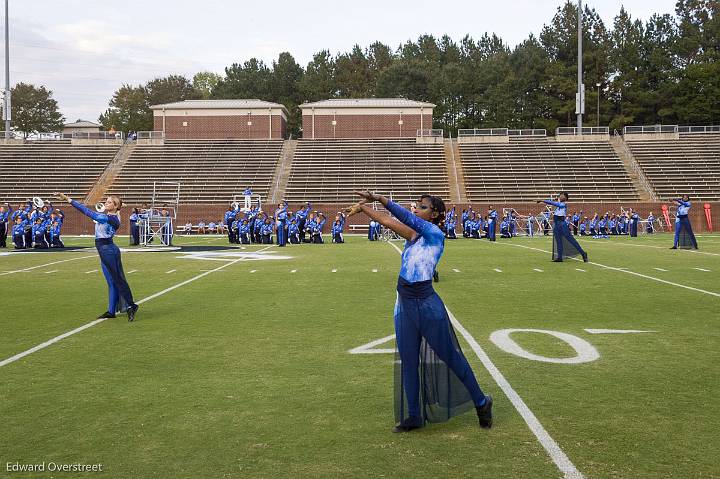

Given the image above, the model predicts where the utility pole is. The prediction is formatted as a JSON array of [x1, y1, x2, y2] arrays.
[[576, 0, 584, 132], [3, 0, 9, 138]]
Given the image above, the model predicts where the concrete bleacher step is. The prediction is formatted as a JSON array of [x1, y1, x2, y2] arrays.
[[85, 142, 136, 203], [444, 138, 467, 204], [609, 137, 656, 201], [267, 139, 297, 204]]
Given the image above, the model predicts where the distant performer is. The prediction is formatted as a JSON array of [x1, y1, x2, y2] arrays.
[[670, 195, 698, 249], [55, 192, 139, 322], [537, 192, 588, 263], [243, 187, 253, 211], [346, 191, 492, 433]]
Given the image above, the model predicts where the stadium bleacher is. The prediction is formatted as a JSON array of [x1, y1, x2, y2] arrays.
[[0, 143, 119, 204], [106, 139, 284, 204], [626, 133, 720, 201], [458, 137, 640, 202], [284, 138, 449, 203]]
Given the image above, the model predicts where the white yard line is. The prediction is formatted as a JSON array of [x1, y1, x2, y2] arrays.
[[498, 242, 720, 298], [575, 268, 586, 272], [694, 267, 711, 272], [604, 241, 720, 257], [166, 269, 176, 274], [653, 268, 668, 272], [0, 255, 96, 276], [386, 241, 584, 479], [84, 270, 98, 274], [0, 245, 276, 368]]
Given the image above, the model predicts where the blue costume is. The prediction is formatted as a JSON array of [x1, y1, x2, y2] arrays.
[[673, 200, 698, 249], [288, 221, 300, 244], [12, 221, 27, 249], [0, 207, 10, 248], [487, 209, 497, 241], [224, 208, 237, 244], [331, 214, 345, 243], [543, 199, 587, 262], [387, 201, 487, 427], [275, 202, 288, 247], [70, 200, 136, 315], [296, 204, 311, 242], [647, 214, 655, 234], [629, 213, 639, 237]]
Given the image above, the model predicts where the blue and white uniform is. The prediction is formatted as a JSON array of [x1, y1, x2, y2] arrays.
[[487, 209, 498, 241], [388, 201, 487, 426], [673, 199, 698, 249], [275, 202, 288, 247], [70, 200, 136, 314], [543, 199, 586, 261]]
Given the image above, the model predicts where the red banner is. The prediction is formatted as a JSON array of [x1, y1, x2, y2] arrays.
[[704, 203, 713, 232], [661, 204, 672, 230]]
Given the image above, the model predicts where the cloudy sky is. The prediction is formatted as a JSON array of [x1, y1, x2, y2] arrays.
[[8, 0, 678, 123]]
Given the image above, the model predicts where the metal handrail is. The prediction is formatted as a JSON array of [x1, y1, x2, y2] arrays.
[[677, 125, 720, 134], [623, 125, 678, 134], [416, 129, 444, 138], [556, 126, 609, 135], [67, 131, 125, 140], [618, 137, 658, 201], [457, 128, 508, 137], [137, 131, 165, 140], [508, 129, 546, 137]]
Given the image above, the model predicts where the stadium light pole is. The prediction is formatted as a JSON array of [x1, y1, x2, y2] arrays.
[[576, 0, 583, 132], [3, 0, 9, 138], [596, 82, 601, 127]]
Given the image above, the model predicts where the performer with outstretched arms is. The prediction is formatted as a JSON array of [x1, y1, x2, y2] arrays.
[[55, 192, 139, 321], [537, 192, 588, 263], [345, 191, 492, 433], [670, 195, 698, 249]]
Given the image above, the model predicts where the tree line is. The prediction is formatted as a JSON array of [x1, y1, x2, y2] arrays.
[[8, 1, 719, 137]]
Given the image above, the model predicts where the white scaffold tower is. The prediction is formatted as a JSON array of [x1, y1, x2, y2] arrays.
[[138, 181, 180, 246]]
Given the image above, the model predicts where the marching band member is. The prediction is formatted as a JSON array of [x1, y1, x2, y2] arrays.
[[537, 192, 588, 263], [345, 191, 492, 433], [275, 201, 289, 247], [486, 205, 497, 241], [646, 212, 655, 234], [55, 192, 138, 321], [0, 203, 10, 248], [12, 216, 27, 249], [331, 212, 346, 243], [629, 209, 639, 237], [238, 219, 251, 244], [288, 218, 300, 244], [296, 202, 311, 242], [225, 204, 237, 244], [32, 217, 49, 248], [670, 196, 698, 249]]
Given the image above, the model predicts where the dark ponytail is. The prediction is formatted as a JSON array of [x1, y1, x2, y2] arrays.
[[420, 194, 446, 229]]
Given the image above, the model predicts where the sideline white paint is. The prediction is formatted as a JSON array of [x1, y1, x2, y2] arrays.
[[348, 334, 397, 354], [386, 241, 584, 479], [498, 242, 720, 298], [0, 255, 95, 276], [489, 329, 600, 365], [0, 245, 277, 369], [694, 267, 711, 272], [653, 268, 668, 272], [603, 241, 720, 257], [584, 329, 656, 334]]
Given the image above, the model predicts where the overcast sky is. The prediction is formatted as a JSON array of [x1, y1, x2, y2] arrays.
[[7, 0, 678, 123]]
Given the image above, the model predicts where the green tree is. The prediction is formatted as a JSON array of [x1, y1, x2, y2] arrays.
[[9, 82, 64, 137], [213, 58, 272, 99], [193, 71, 222, 99], [270, 52, 303, 136], [299, 50, 337, 102], [98, 84, 150, 133]]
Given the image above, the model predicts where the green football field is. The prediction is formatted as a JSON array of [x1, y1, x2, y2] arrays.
[[1, 232, 719, 478]]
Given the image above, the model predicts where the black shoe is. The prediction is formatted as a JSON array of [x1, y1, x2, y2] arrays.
[[476, 395, 493, 429], [669, 246, 677, 249], [97, 311, 116, 319], [127, 304, 139, 322], [582, 253, 588, 263], [433, 270, 439, 283], [392, 416, 424, 433]]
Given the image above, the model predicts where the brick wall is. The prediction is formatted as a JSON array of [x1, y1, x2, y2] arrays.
[[155, 115, 287, 139], [301, 114, 433, 139], [55, 201, 719, 236]]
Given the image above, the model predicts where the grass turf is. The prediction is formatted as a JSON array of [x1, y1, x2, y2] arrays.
[[1, 233, 719, 478]]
